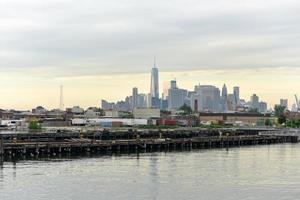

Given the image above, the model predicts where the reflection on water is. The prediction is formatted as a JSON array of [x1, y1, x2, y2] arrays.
[[0, 144, 300, 200]]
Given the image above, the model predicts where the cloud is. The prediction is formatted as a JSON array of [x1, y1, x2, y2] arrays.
[[0, 0, 300, 76], [0, 0, 299, 109]]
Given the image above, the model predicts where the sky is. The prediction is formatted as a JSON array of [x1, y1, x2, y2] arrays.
[[0, 0, 300, 110]]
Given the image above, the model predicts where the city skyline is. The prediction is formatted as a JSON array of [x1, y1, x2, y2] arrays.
[[0, 66, 299, 110]]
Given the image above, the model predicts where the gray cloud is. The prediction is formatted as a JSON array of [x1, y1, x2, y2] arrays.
[[1, 0, 300, 77]]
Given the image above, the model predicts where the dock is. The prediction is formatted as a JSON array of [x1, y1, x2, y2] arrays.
[[0, 129, 298, 157]]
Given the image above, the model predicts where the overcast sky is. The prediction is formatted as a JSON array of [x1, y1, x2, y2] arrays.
[[0, 0, 300, 109]]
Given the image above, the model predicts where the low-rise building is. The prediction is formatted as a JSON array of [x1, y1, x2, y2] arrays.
[[199, 112, 270, 126], [133, 108, 160, 119]]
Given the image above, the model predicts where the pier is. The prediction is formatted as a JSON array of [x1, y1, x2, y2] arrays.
[[0, 129, 298, 157]]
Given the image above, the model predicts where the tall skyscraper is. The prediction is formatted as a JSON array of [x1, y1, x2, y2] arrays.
[[233, 86, 240, 105], [132, 87, 138, 109], [150, 58, 160, 108], [250, 94, 259, 110], [221, 84, 228, 112], [150, 59, 159, 99], [221, 84, 228, 99]]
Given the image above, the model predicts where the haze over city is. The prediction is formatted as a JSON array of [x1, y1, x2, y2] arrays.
[[1, 0, 300, 109]]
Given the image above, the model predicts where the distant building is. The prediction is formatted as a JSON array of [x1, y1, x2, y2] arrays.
[[150, 62, 159, 108], [104, 110, 120, 118], [32, 106, 47, 114], [132, 87, 138, 109], [101, 100, 115, 110], [221, 84, 228, 112], [250, 94, 259, 110], [133, 108, 160, 119], [233, 86, 240, 105], [85, 107, 102, 118], [167, 80, 188, 110], [197, 85, 221, 112], [259, 102, 268, 113], [199, 112, 270, 126], [227, 94, 236, 111], [280, 99, 288, 109]]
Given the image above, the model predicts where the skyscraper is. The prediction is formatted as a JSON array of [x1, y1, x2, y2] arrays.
[[196, 85, 221, 112], [150, 58, 160, 108], [150, 60, 159, 99], [221, 84, 228, 112], [233, 86, 240, 105], [168, 80, 188, 111], [221, 84, 228, 99], [251, 94, 259, 110], [132, 87, 138, 109]]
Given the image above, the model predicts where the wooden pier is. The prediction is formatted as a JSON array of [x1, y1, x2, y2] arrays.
[[0, 131, 298, 157]]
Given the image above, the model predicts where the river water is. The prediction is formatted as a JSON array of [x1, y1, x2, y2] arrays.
[[0, 144, 300, 200]]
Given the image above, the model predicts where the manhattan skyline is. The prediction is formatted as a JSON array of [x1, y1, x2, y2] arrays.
[[0, 0, 300, 109]]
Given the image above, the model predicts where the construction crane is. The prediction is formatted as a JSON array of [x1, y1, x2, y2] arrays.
[[295, 94, 299, 111]]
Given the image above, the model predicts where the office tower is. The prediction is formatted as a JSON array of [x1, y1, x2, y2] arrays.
[[233, 86, 240, 105], [168, 80, 188, 110], [221, 84, 228, 112], [170, 80, 177, 89], [150, 59, 160, 108], [280, 99, 288, 109], [150, 61, 159, 99], [250, 94, 259, 110], [259, 102, 268, 113], [221, 84, 228, 99], [195, 85, 221, 112], [132, 87, 138, 109], [227, 94, 236, 111]]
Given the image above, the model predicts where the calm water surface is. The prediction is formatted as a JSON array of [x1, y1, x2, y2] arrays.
[[0, 144, 300, 200]]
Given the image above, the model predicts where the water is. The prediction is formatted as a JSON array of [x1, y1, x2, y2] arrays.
[[1, 144, 300, 200]]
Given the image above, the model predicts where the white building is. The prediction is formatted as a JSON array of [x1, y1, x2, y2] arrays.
[[133, 108, 160, 119]]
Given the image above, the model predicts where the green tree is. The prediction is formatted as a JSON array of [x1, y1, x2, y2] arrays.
[[265, 118, 272, 126], [28, 120, 42, 130], [179, 104, 192, 115], [274, 105, 286, 124]]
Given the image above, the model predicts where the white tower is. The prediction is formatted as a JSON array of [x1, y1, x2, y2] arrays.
[[59, 85, 64, 111]]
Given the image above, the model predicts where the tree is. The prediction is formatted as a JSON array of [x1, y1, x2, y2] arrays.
[[28, 120, 42, 130], [274, 105, 286, 124], [179, 104, 192, 115], [265, 118, 272, 126]]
